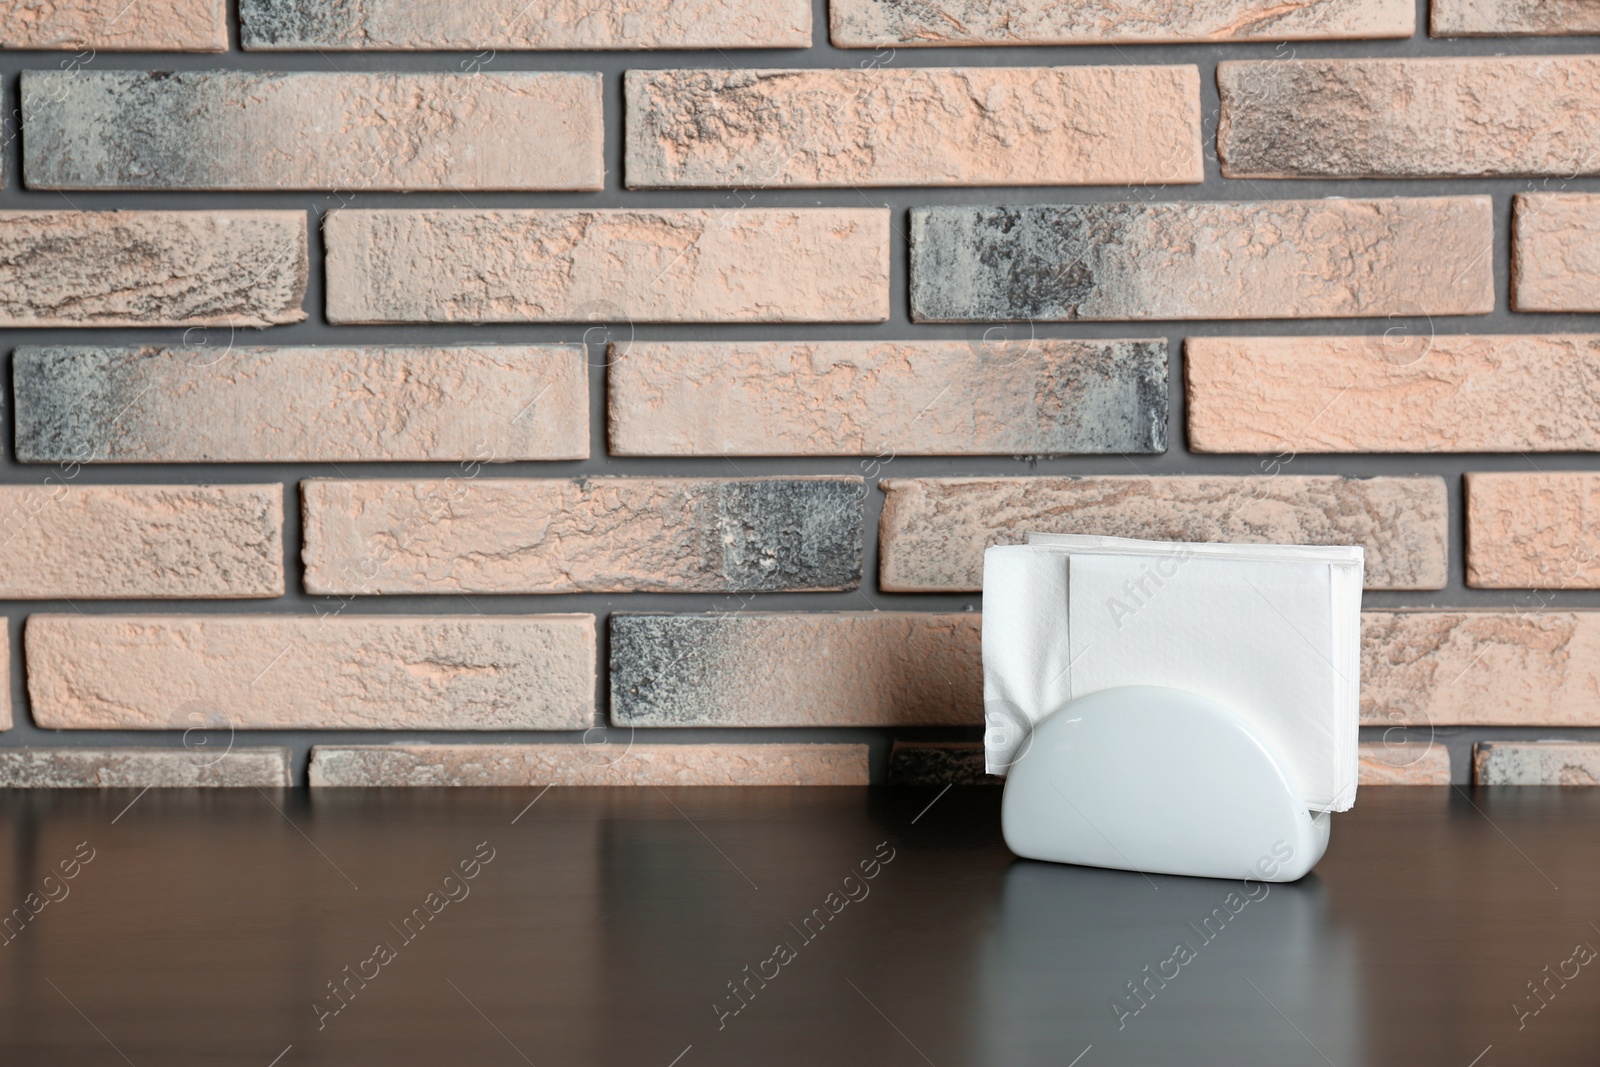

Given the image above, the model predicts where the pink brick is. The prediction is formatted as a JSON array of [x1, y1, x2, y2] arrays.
[[1466, 472, 1600, 588], [1186, 335, 1600, 453], [831, 0, 1413, 46], [1431, 1, 1600, 36], [607, 339, 1166, 456], [879, 476, 1448, 592], [1513, 194, 1600, 313], [0, 485, 281, 599], [0, 211, 306, 328], [0, 629, 9, 731], [1364, 611, 1600, 727], [625, 67, 1201, 188], [0, 0, 225, 50], [324, 209, 889, 324], [27, 614, 595, 730], [1358, 743, 1451, 785]]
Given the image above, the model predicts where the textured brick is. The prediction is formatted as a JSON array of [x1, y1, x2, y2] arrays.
[[887, 742, 994, 786], [24, 71, 603, 193], [0, 629, 9, 732], [1513, 194, 1600, 313], [1363, 612, 1600, 727], [0, 0, 225, 50], [610, 613, 980, 727], [1358, 743, 1451, 785], [1186, 335, 1600, 453], [308, 744, 868, 786], [625, 67, 1201, 188], [831, 0, 1412, 46], [0, 748, 289, 787], [910, 199, 1492, 322], [325, 209, 889, 324], [0, 485, 281, 599], [15, 345, 588, 464], [1431, 2, 1600, 36], [608, 339, 1166, 457], [26, 614, 595, 731], [1475, 742, 1600, 786], [879, 476, 1448, 592], [1466, 473, 1600, 589], [303, 477, 863, 595], [240, 0, 810, 49], [0, 211, 306, 328], [1220, 57, 1600, 179]]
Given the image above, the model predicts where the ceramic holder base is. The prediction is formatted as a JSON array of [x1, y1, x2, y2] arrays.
[[1001, 686, 1331, 882]]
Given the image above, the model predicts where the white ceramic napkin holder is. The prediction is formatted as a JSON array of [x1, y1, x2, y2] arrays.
[[1001, 685, 1329, 882]]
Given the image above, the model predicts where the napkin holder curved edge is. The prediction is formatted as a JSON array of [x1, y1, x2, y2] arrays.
[[1000, 685, 1331, 882]]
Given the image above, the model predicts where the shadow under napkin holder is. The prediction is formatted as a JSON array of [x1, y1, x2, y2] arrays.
[[1001, 685, 1329, 882]]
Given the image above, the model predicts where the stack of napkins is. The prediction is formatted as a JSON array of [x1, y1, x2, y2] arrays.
[[983, 534, 1363, 812]]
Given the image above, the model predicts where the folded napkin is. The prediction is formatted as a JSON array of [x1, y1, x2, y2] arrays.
[[983, 534, 1362, 812]]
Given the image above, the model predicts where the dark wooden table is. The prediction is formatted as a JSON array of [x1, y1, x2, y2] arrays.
[[1, 785, 1596, 1066]]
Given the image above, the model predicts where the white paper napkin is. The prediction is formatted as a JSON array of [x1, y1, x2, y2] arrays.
[[982, 535, 1362, 812]]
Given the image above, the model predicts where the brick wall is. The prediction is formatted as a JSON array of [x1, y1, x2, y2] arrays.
[[1, 0, 1598, 789]]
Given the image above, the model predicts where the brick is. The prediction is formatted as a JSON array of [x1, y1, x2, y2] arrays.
[[324, 209, 889, 324], [24, 71, 603, 192], [1220, 57, 1600, 179], [607, 339, 1166, 457], [1186, 335, 1600, 453], [308, 744, 868, 786], [0, 629, 9, 732], [0, 0, 225, 50], [910, 199, 1492, 322], [1363, 611, 1600, 727], [1475, 742, 1600, 786], [1357, 743, 1451, 785], [0, 211, 306, 328], [1512, 194, 1600, 313], [0, 485, 281, 599], [302, 477, 863, 595], [610, 613, 980, 727], [887, 742, 995, 786], [1466, 473, 1600, 589], [1431, 1, 1600, 36], [240, 0, 810, 49], [624, 67, 1201, 188], [0, 748, 289, 787], [26, 614, 595, 731], [879, 476, 1448, 592], [15, 345, 588, 464], [831, 0, 1412, 46]]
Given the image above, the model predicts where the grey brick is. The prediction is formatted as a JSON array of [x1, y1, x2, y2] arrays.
[[1219, 57, 1600, 179], [14, 345, 588, 464], [909, 199, 1493, 322], [239, 0, 811, 50], [610, 613, 981, 727], [0, 748, 291, 787], [887, 742, 995, 786], [302, 477, 864, 594], [1474, 742, 1600, 785], [23, 70, 603, 192]]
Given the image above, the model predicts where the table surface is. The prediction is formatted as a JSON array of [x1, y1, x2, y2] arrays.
[[1, 785, 1596, 1067]]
